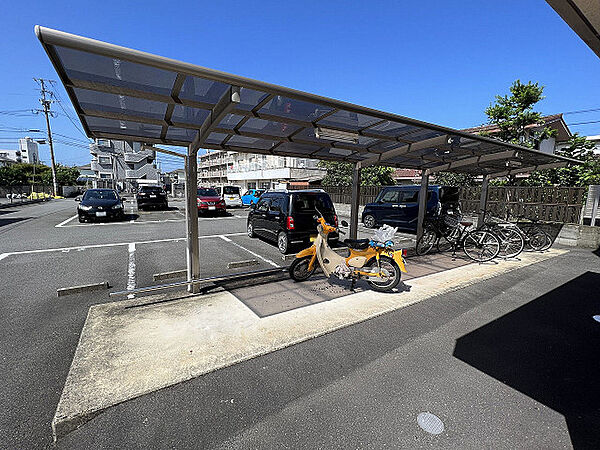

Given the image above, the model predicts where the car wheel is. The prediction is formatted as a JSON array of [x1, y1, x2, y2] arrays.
[[78, 215, 85, 223], [247, 222, 255, 238], [278, 231, 290, 254], [363, 214, 376, 228]]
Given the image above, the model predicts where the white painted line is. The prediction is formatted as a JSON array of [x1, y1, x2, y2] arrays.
[[0, 232, 247, 260], [59, 215, 243, 228], [220, 235, 279, 267], [127, 243, 136, 299], [55, 214, 79, 228]]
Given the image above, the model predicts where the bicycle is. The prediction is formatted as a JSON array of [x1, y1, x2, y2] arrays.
[[417, 209, 501, 262], [478, 210, 525, 259], [508, 213, 552, 251]]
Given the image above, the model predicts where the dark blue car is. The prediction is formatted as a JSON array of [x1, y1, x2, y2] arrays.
[[361, 185, 445, 230]]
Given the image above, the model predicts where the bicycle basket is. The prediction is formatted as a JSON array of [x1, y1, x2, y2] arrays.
[[443, 213, 460, 228]]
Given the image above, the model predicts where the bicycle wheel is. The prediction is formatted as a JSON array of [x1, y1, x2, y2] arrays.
[[525, 226, 550, 251], [463, 230, 500, 262], [495, 227, 524, 258], [416, 227, 437, 255], [437, 226, 460, 252]]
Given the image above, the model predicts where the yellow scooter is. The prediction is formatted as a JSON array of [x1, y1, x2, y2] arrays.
[[289, 215, 407, 292]]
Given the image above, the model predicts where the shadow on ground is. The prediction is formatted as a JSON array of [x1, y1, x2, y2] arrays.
[[0, 217, 30, 228], [453, 271, 600, 449]]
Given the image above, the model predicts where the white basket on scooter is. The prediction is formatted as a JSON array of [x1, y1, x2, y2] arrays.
[[370, 224, 397, 247]]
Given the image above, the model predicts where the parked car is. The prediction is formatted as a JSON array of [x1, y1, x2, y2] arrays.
[[216, 185, 243, 208], [241, 189, 265, 206], [197, 187, 226, 214], [361, 185, 454, 230], [247, 189, 338, 253], [76, 188, 125, 223], [136, 185, 168, 210]]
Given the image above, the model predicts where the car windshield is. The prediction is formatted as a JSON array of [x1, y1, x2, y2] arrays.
[[83, 190, 117, 201], [197, 188, 218, 196], [293, 193, 334, 213], [223, 186, 240, 195]]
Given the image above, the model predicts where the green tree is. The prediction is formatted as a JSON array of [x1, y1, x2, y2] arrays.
[[432, 171, 477, 187], [522, 133, 600, 186], [484, 79, 556, 147], [318, 161, 395, 186], [0, 163, 79, 186]]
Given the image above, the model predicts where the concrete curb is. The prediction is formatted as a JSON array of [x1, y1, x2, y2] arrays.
[[56, 281, 109, 297]]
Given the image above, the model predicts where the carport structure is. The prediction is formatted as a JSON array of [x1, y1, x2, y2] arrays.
[[36, 26, 579, 293]]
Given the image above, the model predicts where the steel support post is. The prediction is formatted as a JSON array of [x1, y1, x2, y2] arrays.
[[416, 171, 429, 241], [349, 164, 361, 239], [478, 175, 490, 226], [185, 146, 200, 293]]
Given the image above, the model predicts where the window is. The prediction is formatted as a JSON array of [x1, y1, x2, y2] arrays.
[[223, 186, 240, 195], [378, 189, 400, 203], [83, 189, 117, 200], [197, 188, 218, 196], [292, 193, 334, 213], [270, 196, 285, 213], [399, 190, 419, 203], [256, 198, 270, 212]]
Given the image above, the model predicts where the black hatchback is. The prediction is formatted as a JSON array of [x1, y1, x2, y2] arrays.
[[247, 189, 338, 253], [136, 185, 168, 210], [76, 188, 125, 223]]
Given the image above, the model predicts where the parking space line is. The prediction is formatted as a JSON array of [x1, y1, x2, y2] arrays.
[[219, 235, 279, 268], [0, 232, 247, 260], [55, 214, 79, 228], [127, 243, 136, 299]]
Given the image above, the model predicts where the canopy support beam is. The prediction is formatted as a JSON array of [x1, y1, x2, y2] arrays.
[[425, 150, 517, 175], [478, 175, 490, 226], [185, 145, 200, 293], [487, 161, 569, 178], [349, 164, 361, 239], [416, 171, 429, 241], [359, 134, 450, 169]]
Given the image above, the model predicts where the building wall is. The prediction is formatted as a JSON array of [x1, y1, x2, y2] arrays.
[[0, 150, 21, 163], [197, 150, 325, 190], [18, 138, 39, 164], [90, 139, 158, 190]]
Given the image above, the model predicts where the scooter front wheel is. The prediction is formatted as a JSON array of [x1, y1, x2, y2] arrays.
[[365, 255, 401, 292], [289, 256, 316, 282]]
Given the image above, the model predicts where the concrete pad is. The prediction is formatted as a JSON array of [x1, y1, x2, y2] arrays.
[[52, 248, 567, 439]]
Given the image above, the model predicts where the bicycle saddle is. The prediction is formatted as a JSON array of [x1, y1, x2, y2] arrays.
[[344, 238, 370, 250], [460, 221, 473, 227]]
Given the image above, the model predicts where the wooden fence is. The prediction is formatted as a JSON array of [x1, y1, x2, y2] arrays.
[[459, 186, 587, 224], [299, 184, 588, 224]]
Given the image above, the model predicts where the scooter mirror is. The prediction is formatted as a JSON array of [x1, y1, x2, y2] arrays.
[[313, 214, 319, 220], [341, 220, 348, 227]]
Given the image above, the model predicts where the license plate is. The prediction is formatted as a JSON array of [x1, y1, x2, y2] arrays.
[[96, 211, 107, 217], [309, 235, 317, 242], [208, 206, 216, 210], [228, 197, 235, 200], [150, 194, 157, 198]]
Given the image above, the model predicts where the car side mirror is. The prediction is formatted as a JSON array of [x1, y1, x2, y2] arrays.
[[75, 196, 81, 201], [341, 220, 348, 227]]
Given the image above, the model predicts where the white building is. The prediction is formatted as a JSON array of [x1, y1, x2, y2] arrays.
[[0, 149, 21, 164], [90, 139, 159, 191], [584, 135, 600, 155], [18, 137, 40, 164], [198, 150, 326, 190]]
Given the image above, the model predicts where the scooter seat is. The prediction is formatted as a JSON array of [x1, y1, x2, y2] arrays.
[[344, 238, 370, 250]]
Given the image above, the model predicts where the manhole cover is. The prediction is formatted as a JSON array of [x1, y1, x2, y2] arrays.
[[417, 412, 444, 435], [593, 315, 600, 323]]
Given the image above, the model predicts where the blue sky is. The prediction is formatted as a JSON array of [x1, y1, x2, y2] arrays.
[[1, 0, 599, 171]]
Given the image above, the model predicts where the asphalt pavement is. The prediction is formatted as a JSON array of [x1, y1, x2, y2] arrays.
[[0, 199, 598, 449]]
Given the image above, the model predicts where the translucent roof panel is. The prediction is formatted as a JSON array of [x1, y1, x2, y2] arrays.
[[36, 26, 579, 176], [74, 88, 168, 120], [179, 76, 229, 106], [54, 46, 177, 97], [85, 116, 163, 139]]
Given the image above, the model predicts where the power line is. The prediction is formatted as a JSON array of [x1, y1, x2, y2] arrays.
[[48, 83, 90, 140], [563, 107, 600, 115], [567, 120, 600, 126]]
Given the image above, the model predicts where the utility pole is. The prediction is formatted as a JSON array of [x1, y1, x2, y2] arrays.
[[33, 78, 58, 197]]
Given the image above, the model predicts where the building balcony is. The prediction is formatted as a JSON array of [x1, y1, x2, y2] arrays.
[[124, 150, 154, 163]]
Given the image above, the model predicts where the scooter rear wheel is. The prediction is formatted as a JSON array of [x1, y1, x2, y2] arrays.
[[289, 256, 316, 282], [365, 255, 401, 292]]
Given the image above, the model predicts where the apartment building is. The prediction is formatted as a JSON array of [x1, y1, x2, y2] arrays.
[[197, 150, 326, 190], [18, 137, 40, 164], [89, 139, 159, 191]]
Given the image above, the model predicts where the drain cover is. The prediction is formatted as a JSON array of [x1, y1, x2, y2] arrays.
[[417, 412, 444, 435], [593, 315, 600, 323]]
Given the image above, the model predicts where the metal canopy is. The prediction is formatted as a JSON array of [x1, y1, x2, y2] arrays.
[[35, 26, 579, 176]]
